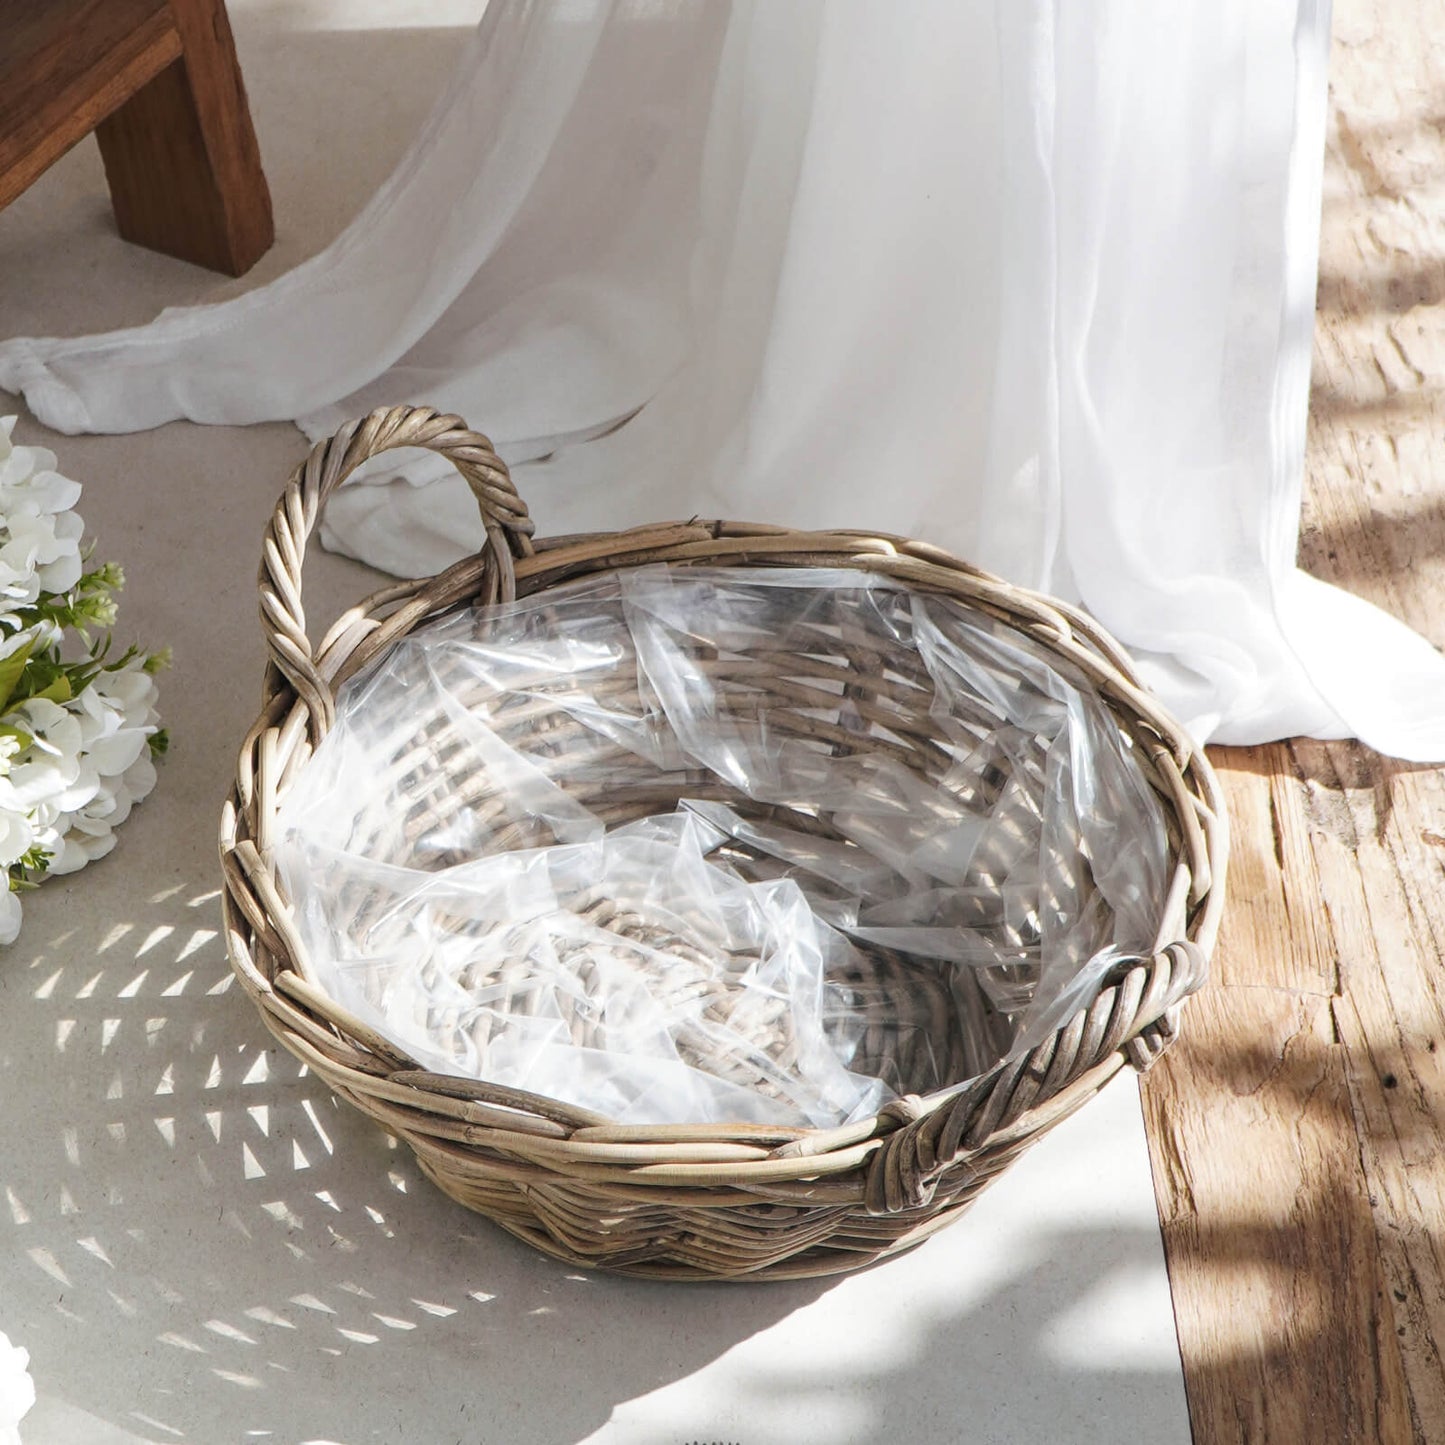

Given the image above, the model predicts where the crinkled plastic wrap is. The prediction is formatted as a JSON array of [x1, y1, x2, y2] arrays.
[[274, 567, 1170, 1128]]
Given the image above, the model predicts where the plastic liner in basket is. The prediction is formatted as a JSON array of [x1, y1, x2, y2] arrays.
[[273, 566, 1170, 1129]]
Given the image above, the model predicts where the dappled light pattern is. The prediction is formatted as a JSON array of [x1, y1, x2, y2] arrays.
[[7, 887, 509, 1432], [0, 867, 1191, 1444], [1, 873, 830, 1440]]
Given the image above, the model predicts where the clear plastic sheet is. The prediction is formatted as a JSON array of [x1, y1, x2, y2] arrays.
[[274, 567, 1171, 1128]]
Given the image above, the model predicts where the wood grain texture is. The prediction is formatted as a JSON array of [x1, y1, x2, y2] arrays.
[[0, 0, 179, 210], [95, 0, 273, 275], [1141, 2, 1445, 1439]]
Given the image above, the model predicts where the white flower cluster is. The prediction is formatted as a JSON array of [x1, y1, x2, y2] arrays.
[[0, 419, 166, 945], [0, 417, 83, 608]]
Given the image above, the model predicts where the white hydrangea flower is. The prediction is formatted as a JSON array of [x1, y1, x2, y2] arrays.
[[5, 700, 88, 814], [0, 800, 33, 871], [0, 888, 21, 948], [74, 669, 154, 775], [0, 1328, 34, 1443], [0, 510, 85, 600], [0, 423, 83, 515], [92, 656, 161, 719], [37, 659, 162, 877], [0, 420, 85, 605], [0, 419, 165, 940], [46, 827, 116, 876]]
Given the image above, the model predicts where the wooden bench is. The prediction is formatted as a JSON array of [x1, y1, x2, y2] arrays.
[[0, 0, 273, 275]]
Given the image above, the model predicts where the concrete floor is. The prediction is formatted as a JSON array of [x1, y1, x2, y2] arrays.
[[0, 4, 1190, 1441]]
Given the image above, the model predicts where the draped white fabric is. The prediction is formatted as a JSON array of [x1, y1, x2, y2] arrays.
[[4, 0, 1445, 756]]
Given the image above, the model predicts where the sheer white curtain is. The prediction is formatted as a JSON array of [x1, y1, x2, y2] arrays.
[[3, 0, 1443, 755]]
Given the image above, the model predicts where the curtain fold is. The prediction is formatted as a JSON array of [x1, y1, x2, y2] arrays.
[[3, 0, 1443, 756]]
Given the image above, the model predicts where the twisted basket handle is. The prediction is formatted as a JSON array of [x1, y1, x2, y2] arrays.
[[860, 940, 1208, 1215], [260, 405, 534, 736]]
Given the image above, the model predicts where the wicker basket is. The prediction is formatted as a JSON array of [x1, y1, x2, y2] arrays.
[[220, 405, 1227, 1282]]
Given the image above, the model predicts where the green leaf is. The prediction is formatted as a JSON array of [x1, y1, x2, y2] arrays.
[[31, 675, 72, 705], [0, 638, 34, 710]]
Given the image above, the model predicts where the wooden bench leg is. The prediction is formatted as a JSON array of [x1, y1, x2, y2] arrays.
[[94, 0, 273, 276]]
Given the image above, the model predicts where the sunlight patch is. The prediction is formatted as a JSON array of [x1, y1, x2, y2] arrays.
[[158, 1332, 207, 1354], [212, 1368, 263, 1389], [136, 927, 173, 959], [177, 929, 218, 963], [29, 1242, 72, 1288], [130, 1411, 184, 1438], [77, 1236, 114, 1267], [261, 1200, 304, 1229], [301, 1098, 334, 1153], [97, 924, 132, 954]]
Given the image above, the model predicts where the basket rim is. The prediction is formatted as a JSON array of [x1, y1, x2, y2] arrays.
[[220, 405, 1228, 1269]]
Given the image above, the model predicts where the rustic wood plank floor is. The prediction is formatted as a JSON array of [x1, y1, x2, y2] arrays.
[[1140, 4, 1445, 1440]]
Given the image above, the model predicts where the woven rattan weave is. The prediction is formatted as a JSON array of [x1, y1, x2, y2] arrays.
[[220, 405, 1227, 1281]]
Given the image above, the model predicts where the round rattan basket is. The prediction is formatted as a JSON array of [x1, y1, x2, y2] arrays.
[[220, 405, 1227, 1282]]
